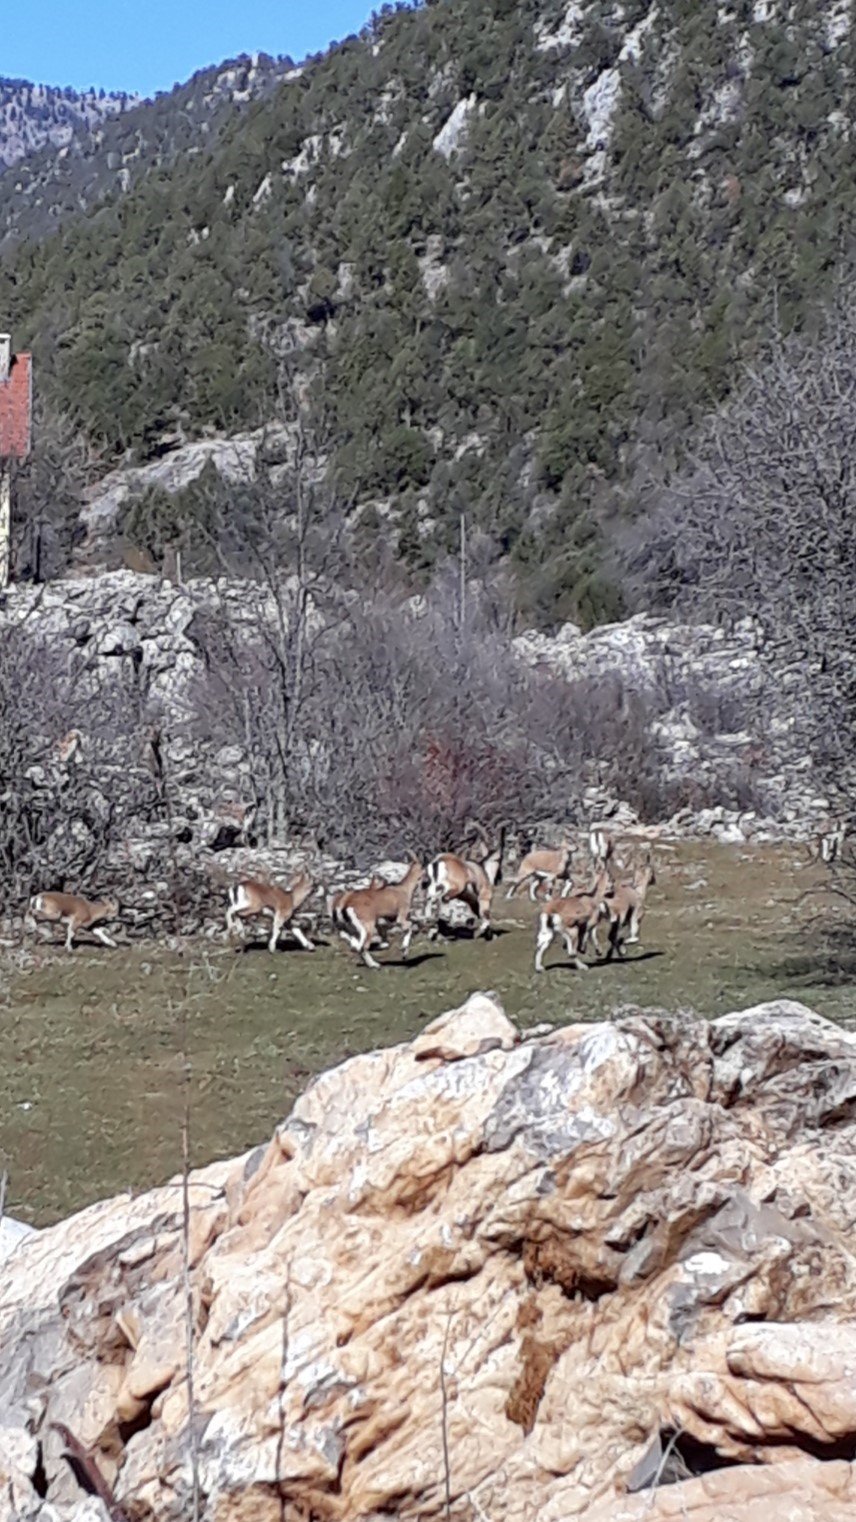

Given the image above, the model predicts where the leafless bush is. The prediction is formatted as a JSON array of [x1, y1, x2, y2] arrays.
[[0, 628, 160, 916], [192, 578, 754, 858], [11, 403, 90, 583], [311, 596, 549, 854], [624, 291, 856, 820], [678, 683, 760, 742]]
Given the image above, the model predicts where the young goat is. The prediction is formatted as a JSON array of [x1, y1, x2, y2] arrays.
[[29, 892, 119, 953], [534, 868, 610, 973], [226, 872, 316, 953], [425, 832, 504, 939], [506, 836, 573, 902], [604, 856, 657, 960], [331, 858, 423, 970]]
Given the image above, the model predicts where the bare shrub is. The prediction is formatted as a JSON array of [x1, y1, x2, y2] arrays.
[[11, 403, 90, 583], [679, 683, 759, 742], [0, 627, 160, 916], [311, 597, 550, 855], [624, 292, 856, 819], [192, 578, 701, 858]]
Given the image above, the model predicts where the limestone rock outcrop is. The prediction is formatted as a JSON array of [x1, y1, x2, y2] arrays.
[[2, 994, 856, 1520], [514, 613, 824, 839], [0, 574, 828, 878]]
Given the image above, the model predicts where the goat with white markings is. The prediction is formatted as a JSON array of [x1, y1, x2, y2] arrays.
[[226, 872, 316, 953], [556, 827, 614, 895], [425, 830, 504, 939], [588, 826, 614, 868], [534, 868, 611, 973], [29, 892, 119, 953], [330, 858, 423, 969]]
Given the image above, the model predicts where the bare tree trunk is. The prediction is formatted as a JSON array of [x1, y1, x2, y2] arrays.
[[457, 511, 467, 653], [0, 463, 11, 590]]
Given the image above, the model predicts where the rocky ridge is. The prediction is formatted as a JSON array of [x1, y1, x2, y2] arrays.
[[0, 56, 299, 252], [3, 994, 856, 1520], [513, 614, 822, 843], [0, 80, 135, 172]]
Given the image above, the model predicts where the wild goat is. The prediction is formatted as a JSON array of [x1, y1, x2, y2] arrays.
[[533, 868, 611, 973], [225, 872, 315, 953], [425, 831, 504, 939], [588, 827, 614, 869], [818, 822, 847, 865], [554, 827, 614, 896], [330, 858, 423, 970], [506, 836, 573, 902], [29, 892, 119, 953], [604, 856, 656, 960]]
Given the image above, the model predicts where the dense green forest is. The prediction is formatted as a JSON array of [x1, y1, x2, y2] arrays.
[[1, 0, 854, 623]]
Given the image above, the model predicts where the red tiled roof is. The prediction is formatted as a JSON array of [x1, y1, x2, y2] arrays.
[[0, 353, 32, 460]]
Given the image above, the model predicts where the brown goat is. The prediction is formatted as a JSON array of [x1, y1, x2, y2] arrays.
[[29, 892, 119, 953], [533, 868, 611, 973], [506, 837, 573, 902], [226, 872, 315, 953], [604, 857, 657, 959], [331, 858, 423, 969], [425, 832, 504, 938]]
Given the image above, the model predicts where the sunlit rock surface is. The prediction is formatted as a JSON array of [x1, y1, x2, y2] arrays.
[[2, 994, 856, 1520]]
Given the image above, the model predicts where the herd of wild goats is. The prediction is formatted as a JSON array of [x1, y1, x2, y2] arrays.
[[25, 827, 657, 973]]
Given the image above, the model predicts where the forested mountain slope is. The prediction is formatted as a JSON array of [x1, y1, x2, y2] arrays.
[[1, 0, 853, 622], [0, 57, 299, 251]]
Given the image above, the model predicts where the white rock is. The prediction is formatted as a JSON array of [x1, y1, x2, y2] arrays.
[[432, 95, 476, 158], [0, 1216, 37, 1266]]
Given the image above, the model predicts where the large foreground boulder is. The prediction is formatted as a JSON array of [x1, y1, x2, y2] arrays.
[[2, 994, 856, 1520]]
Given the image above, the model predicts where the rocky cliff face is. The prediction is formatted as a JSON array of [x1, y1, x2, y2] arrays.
[[3, 994, 856, 1520], [0, 80, 135, 172], [514, 613, 824, 840]]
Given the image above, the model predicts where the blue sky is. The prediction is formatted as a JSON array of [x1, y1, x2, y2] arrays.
[[4, 0, 379, 98]]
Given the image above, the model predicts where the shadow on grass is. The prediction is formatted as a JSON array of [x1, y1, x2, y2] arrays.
[[237, 938, 327, 954], [594, 949, 666, 969], [379, 951, 446, 970], [429, 923, 513, 942], [545, 949, 666, 974]]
